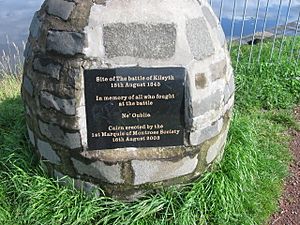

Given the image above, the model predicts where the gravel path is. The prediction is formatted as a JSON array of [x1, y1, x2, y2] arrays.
[[269, 107, 300, 225]]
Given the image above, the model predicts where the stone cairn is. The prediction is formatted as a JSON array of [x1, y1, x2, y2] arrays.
[[22, 0, 234, 200]]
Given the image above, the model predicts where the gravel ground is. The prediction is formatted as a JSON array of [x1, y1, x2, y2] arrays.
[[269, 107, 300, 225]]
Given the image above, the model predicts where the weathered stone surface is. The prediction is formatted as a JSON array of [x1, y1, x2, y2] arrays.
[[27, 126, 35, 146], [195, 73, 208, 89], [29, 12, 42, 39], [193, 90, 222, 116], [224, 95, 234, 113], [40, 91, 76, 115], [54, 169, 101, 195], [210, 59, 227, 81], [202, 6, 218, 28], [23, 77, 34, 96], [132, 155, 198, 185], [46, 0, 75, 21], [46, 31, 86, 56], [37, 138, 61, 165], [206, 128, 228, 164], [72, 159, 124, 184], [76, 180, 100, 195], [224, 75, 235, 103], [93, 0, 107, 5], [217, 26, 226, 47], [189, 118, 223, 146], [23, 42, 32, 59], [54, 169, 65, 180], [40, 160, 49, 173], [33, 57, 62, 80], [53, 169, 74, 186], [39, 120, 81, 149], [25, 106, 31, 116], [186, 18, 215, 60], [103, 23, 176, 59]]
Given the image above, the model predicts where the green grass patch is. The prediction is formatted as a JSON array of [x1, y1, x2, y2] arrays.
[[0, 37, 299, 224], [232, 36, 300, 110]]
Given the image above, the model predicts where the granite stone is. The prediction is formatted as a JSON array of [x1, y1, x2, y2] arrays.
[[46, 31, 86, 56], [186, 18, 215, 60], [193, 90, 222, 116], [217, 26, 226, 47], [72, 158, 124, 184], [53, 170, 74, 186], [23, 77, 34, 96], [27, 126, 35, 146], [39, 120, 81, 149], [132, 155, 198, 185], [33, 57, 62, 80], [224, 75, 235, 103], [37, 138, 61, 165], [40, 91, 76, 115], [75, 179, 101, 196], [29, 12, 42, 39], [206, 129, 228, 164], [23, 42, 32, 59], [202, 6, 218, 28], [103, 23, 176, 59], [189, 118, 223, 146], [210, 59, 227, 81], [46, 0, 75, 21]]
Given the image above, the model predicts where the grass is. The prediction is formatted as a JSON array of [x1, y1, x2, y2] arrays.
[[232, 36, 300, 110], [0, 37, 299, 224]]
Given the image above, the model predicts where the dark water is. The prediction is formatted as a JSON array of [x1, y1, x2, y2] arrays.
[[0, 0, 44, 52], [211, 1, 300, 38], [0, 0, 299, 52]]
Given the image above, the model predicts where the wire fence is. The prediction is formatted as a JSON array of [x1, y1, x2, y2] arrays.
[[209, 0, 300, 66], [1, 0, 300, 78]]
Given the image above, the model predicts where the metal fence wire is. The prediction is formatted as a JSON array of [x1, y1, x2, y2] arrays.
[[209, 0, 300, 66]]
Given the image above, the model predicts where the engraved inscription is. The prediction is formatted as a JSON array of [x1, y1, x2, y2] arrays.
[[84, 67, 186, 150]]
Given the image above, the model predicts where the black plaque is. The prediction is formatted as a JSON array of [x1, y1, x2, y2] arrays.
[[84, 67, 186, 150]]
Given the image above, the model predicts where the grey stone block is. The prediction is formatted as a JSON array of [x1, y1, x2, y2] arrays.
[[210, 59, 227, 81], [37, 139, 61, 165], [53, 169, 65, 180], [40, 160, 49, 173], [74, 179, 101, 196], [132, 155, 198, 185], [224, 75, 235, 103], [193, 90, 222, 116], [72, 158, 124, 184], [46, 0, 75, 21], [186, 18, 215, 60], [46, 31, 86, 56], [23, 77, 34, 96], [53, 169, 74, 186], [39, 120, 81, 149], [206, 128, 228, 164], [29, 12, 42, 39], [189, 118, 223, 146], [217, 26, 226, 47], [27, 126, 35, 146], [23, 42, 32, 59], [33, 57, 62, 80], [40, 91, 76, 115], [202, 6, 218, 28], [103, 23, 176, 59]]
